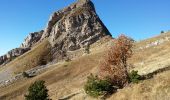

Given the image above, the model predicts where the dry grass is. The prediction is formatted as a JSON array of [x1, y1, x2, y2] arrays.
[[0, 50, 104, 100], [129, 32, 170, 75], [134, 31, 170, 49], [108, 70, 170, 100], [3, 39, 52, 74], [131, 32, 170, 62], [70, 70, 170, 100], [1, 32, 170, 100], [0, 37, 112, 100]]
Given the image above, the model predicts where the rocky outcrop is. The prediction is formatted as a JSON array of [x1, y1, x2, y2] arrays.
[[0, 0, 112, 65], [138, 36, 170, 50], [0, 55, 7, 65], [0, 48, 30, 65], [42, 0, 111, 47], [20, 30, 44, 48], [41, 0, 112, 60]]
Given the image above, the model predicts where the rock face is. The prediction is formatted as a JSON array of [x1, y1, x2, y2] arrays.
[[0, 48, 30, 65], [41, 0, 112, 60], [20, 30, 44, 48], [0, 0, 112, 65], [43, 0, 111, 47]]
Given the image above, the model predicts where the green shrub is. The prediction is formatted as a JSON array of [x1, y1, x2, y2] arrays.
[[22, 72, 30, 78], [40, 58, 47, 65], [84, 74, 114, 97], [25, 80, 50, 100], [128, 70, 141, 83]]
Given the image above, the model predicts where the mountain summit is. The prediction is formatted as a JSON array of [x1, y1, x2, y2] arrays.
[[40, 0, 111, 47], [0, 0, 111, 65]]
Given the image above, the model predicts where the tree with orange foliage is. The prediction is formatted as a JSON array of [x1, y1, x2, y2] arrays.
[[98, 34, 133, 88]]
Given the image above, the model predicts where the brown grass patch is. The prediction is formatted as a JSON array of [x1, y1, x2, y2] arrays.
[[5, 39, 52, 74], [0, 48, 105, 100]]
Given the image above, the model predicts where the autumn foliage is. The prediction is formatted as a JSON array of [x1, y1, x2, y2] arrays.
[[98, 35, 133, 87]]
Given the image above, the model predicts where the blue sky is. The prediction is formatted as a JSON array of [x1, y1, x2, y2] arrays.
[[0, 0, 170, 56]]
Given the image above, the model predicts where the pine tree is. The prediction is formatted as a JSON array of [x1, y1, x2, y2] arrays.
[[25, 80, 50, 100]]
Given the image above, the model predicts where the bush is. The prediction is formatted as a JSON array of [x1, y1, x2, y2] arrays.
[[84, 74, 114, 98], [22, 72, 30, 78], [40, 58, 47, 65], [128, 70, 141, 83], [25, 80, 50, 100], [99, 35, 133, 87]]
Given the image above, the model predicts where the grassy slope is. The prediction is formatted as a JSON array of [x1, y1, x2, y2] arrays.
[[71, 32, 170, 100], [108, 32, 170, 100], [129, 32, 170, 75], [1, 39, 52, 74], [1, 32, 170, 100], [109, 70, 170, 100], [0, 46, 105, 100], [0, 36, 112, 100]]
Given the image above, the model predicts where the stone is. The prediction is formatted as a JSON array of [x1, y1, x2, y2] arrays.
[[20, 30, 44, 48], [40, 0, 111, 60], [0, 48, 30, 65], [0, 0, 112, 65]]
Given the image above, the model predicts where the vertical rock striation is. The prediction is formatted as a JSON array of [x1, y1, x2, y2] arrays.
[[0, 48, 30, 65], [0, 0, 112, 65], [40, 0, 112, 60], [20, 30, 44, 48]]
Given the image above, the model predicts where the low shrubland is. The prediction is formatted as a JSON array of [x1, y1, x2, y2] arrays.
[[84, 35, 134, 98], [84, 74, 114, 97], [25, 80, 50, 100], [128, 70, 141, 83]]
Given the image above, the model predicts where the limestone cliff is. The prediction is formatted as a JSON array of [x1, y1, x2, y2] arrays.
[[41, 0, 111, 60], [0, 48, 30, 65], [0, 0, 112, 65], [20, 30, 44, 48]]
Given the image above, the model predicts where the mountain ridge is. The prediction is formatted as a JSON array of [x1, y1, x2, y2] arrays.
[[0, 0, 111, 66], [0, 0, 170, 99]]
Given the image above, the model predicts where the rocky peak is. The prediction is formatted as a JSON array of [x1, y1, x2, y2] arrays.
[[41, 0, 111, 47], [41, 0, 99, 40], [41, 0, 112, 61], [20, 30, 44, 48], [76, 0, 94, 8], [1, 0, 112, 65], [78, 0, 90, 3]]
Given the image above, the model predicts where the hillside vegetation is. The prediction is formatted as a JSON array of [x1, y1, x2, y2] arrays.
[[2, 40, 52, 74], [130, 31, 170, 75], [0, 32, 170, 100]]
